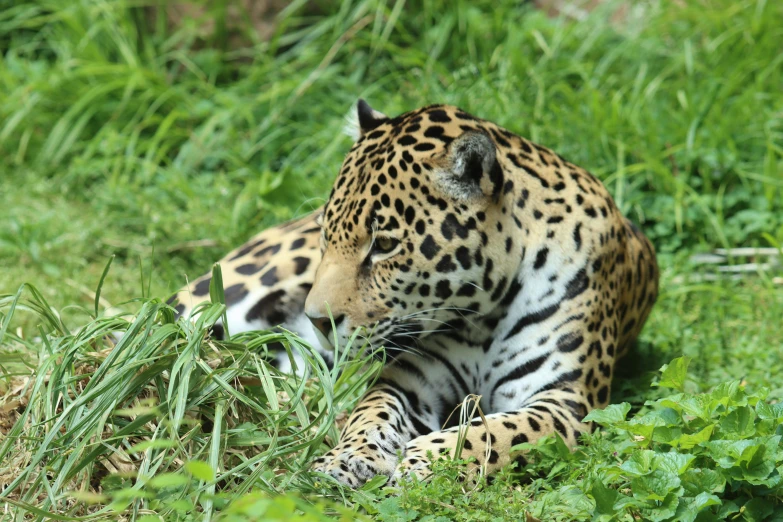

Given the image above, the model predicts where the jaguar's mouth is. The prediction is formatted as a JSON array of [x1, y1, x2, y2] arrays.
[[363, 322, 427, 361], [311, 319, 436, 362]]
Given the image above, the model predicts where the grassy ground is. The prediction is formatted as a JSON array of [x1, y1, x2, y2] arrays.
[[1, 0, 782, 520]]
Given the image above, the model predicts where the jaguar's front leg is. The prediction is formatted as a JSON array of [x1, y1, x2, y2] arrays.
[[395, 386, 591, 483], [312, 380, 439, 487]]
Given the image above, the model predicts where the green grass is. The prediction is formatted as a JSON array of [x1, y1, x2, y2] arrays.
[[1, 0, 782, 520]]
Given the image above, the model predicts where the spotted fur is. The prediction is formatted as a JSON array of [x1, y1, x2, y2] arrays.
[[172, 101, 659, 486], [167, 213, 330, 372]]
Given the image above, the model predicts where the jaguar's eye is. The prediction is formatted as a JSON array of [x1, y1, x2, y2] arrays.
[[371, 236, 399, 257]]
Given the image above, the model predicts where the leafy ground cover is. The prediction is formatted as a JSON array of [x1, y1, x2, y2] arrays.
[[1, 0, 782, 520]]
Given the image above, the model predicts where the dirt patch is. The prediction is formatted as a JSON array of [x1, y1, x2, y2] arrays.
[[535, 0, 631, 23], [145, 0, 309, 49], [0, 377, 28, 437], [148, 1, 633, 52]]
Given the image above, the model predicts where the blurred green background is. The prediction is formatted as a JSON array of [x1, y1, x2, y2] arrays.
[[2, 0, 781, 313]]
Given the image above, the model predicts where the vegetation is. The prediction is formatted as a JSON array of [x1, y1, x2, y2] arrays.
[[1, 0, 781, 520]]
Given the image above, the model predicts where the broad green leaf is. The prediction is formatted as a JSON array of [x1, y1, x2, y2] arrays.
[[742, 497, 774, 522], [361, 474, 388, 491], [720, 407, 755, 439], [550, 486, 595, 516], [756, 401, 783, 420], [639, 491, 680, 522], [657, 356, 691, 391], [621, 450, 656, 476], [741, 436, 782, 485], [681, 468, 726, 496], [701, 435, 781, 485], [652, 426, 684, 444], [710, 380, 749, 408], [591, 478, 619, 515], [671, 395, 714, 420], [671, 424, 714, 449], [702, 439, 761, 467], [656, 393, 686, 413], [583, 402, 631, 425], [717, 500, 741, 519], [634, 407, 682, 428], [672, 492, 721, 522], [377, 497, 418, 522], [657, 392, 718, 421], [513, 433, 574, 461], [655, 451, 696, 474], [619, 421, 655, 444], [631, 469, 682, 501]]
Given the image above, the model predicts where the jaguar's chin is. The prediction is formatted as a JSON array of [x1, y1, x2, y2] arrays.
[[311, 326, 334, 351], [312, 322, 386, 358]]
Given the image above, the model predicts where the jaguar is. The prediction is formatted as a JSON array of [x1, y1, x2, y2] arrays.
[[168, 100, 659, 486]]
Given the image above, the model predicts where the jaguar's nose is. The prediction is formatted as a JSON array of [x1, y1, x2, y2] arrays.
[[307, 313, 345, 340]]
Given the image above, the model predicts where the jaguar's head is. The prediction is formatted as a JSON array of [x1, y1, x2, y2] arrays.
[[304, 101, 521, 355]]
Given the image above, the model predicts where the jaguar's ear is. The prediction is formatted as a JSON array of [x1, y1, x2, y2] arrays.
[[358, 99, 388, 133], [344, 99, 389, 140], [434, 130, 504, 202]]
